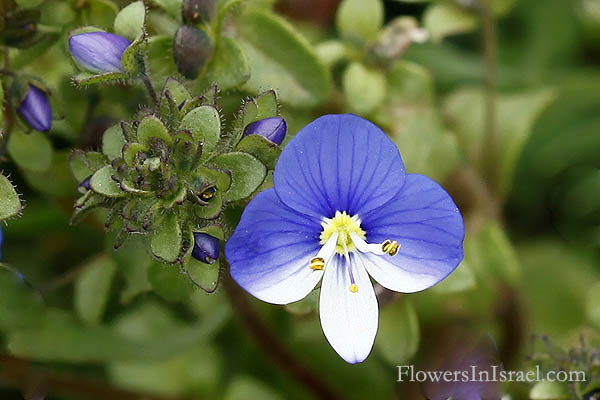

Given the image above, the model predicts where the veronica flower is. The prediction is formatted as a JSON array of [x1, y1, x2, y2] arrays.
[[68, 32, 131, 74], [17, 84, 52, 132], [226, 114, 465, 363]]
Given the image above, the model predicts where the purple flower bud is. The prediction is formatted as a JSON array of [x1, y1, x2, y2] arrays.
[[192, 232, 220, 264], [79, 175, 92, 191], [17, 84, 52, 132], [584, 389, 600, 400], [243, 117, 287, 145], [68, 32, 131, 73]]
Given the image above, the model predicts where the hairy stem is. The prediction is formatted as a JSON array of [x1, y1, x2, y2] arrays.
[[221, 260, 343, 400]]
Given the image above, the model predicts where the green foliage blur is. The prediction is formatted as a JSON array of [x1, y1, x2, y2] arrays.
[[0, 0, 599, 399]]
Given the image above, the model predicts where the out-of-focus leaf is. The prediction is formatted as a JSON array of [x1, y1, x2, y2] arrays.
[[342, 62, 386, 115], [336, 0, 384, 42], [151, 0, 182, 18], [0, 175, 22, 221], [197, 36, 251, 91], [147, 262, 193, 302], [376, 299, 419, 365], [423, 3, 478, 43], [0, 266, 44, 331], [587, 282, 600, 329], [236, 9, 331, 107], [74, 255, 117, 324], [81, 0, 120, 30], [432, 260, 476, 294], [24, 151, 76, 197], [7, 304, 229, 362], [224, 376, 285, 400], [8, 129, 53, 172], [147, 35, 178, 89], [443, 87, 557, 194], [529, 381, 571, 399], [114, 1, 145, 41]]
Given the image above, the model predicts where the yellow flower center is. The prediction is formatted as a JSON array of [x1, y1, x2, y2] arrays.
[[319, 211, 366, 255]]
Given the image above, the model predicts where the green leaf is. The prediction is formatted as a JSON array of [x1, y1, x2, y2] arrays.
[[113, 237, 152, 303], [375, 299, 419, 365], [182, 256, 220, 293], [0, 266, 45, 331], [74, 255, 117, 324], [82, 0, 119, 30], [587, 281, 600, 329], [162, 78, 191, 107], [423, 3, 478, 43], [15, 0, 44, 8], [69, 150, 108, 181], [25, 151, 77, 197], [387, 60, 434, 105], [147, 36, 178, 89], [443, 87, 556, 194], [114, 1, 145, 41], [432, 260, 476, 294], [147, 262, 193, 302], [137, 115, 173, 146], [0, 175, 22, 221], [235, 134, 281, 169], [123, 142, 148, 167], [90, 165, 126, 197], [342, 62, 386, 115], [529, 381, 571, 399], [72, 71, 129, 87], [179, 106, 221, 154], [255, 90, 279, 119], [8, 130, 53, 172], [224, 377, 285, 400], [211, 152, 266, 202], [336, 0, 384, 42], [197, 36, 251, 91], [236, 9, 332, 107], [102, 124, 126, 160], [150, 213, 182, 262], [151, 0, 182, 18]]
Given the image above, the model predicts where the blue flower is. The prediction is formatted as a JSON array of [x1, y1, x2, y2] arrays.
[[243, 117, 287, 145], [68, 32, 131, 74], [17, 84, 52, 132], [226, 114, 465, 363]]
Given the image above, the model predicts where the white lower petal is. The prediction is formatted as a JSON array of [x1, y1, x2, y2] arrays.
[[319, 254, 378, 364], [360, 252, 440, 293]]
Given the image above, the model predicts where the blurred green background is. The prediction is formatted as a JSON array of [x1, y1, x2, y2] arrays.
[[0, 0, 599, 399]]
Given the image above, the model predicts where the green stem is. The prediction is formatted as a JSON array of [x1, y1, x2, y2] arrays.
[[137, 54, 158, 105]]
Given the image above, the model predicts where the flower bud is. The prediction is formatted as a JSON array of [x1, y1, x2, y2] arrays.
[[174, 25, 213, 79], [192, 232, 220, 264], [243, 117, 287, 145], [584, 389, 600, 400], [78, 175, 92, 192], [182, 0, 216, 24], [68, 32, 131, 73], [17, 84, 52, 132]]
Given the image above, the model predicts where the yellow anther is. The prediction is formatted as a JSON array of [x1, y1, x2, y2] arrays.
[[310, 257, 325, 270], [382, 240, 399, 256], [349, 284, 358, 293]]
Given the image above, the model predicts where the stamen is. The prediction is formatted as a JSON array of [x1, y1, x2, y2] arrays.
[[308, 232, 339, 271], [382, 240, 399, 256], [350, 232, 385, 255], [310, 257, 325, 270], [349, 284, 358, 293]]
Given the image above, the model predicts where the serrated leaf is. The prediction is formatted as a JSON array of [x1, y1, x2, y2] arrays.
[[151, 213, 181, 262], [137, 115, 173, 146], [235, 134, 281, 169], [74, 255, 117, 324], [375, 299, 419, 365], [0, 175, 22, 221], [102, 124, 126, 160], [211, 152, 266, 202], [236, 9, 331, 107], [90, 165, 125, 197], [196, 36, 250, 91], [179, 106, 221, 154], [336, 0, 384, 42], [342, 62, 386, 115], [114, 1, 145, 41], [69, 151, 108, 182], [8, 130, 52, 172]]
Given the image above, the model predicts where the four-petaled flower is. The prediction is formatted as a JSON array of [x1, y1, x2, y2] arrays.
[[226, 114, 465, 363]]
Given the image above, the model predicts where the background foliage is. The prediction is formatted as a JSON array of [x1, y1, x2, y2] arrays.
[[0, 0, 599, 399]]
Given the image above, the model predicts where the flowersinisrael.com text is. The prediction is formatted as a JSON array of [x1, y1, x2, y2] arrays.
[[397, 365, 586, 383]]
